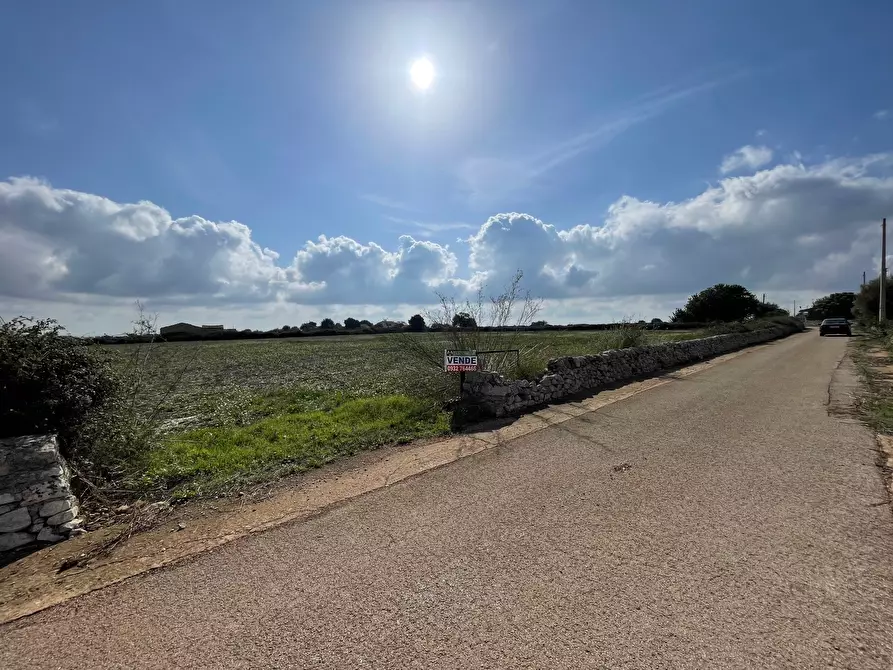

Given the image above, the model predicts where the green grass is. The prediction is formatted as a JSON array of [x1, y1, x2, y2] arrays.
[[143, 392, 449, 497], [865, 397, 893, 435]]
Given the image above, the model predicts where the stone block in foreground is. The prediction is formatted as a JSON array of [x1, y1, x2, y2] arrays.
[[0, 435, 85, 553]]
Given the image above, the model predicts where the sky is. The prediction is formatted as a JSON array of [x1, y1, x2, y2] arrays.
[[1, 0, 892, 334]]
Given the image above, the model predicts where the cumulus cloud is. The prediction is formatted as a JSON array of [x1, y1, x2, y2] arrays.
[[0, 177, 456, 306], [0, 177, 284, 302], [465, 154, 893, 299], [2, 150, 893, 332], [286, 234, 457, 304], [720, 145, 774, 174]]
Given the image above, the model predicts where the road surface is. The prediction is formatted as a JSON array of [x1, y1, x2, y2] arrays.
[[3, 332, 893, 668]]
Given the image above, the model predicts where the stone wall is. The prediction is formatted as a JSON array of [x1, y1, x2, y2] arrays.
[[463, 324, 801, 418], [0, 435, 85, 553]]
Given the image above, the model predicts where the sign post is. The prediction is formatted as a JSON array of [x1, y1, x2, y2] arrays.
[[444, 350, 478, 398]]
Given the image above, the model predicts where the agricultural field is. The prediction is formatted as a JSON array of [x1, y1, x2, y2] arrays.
[[103, 329, 701, 496]]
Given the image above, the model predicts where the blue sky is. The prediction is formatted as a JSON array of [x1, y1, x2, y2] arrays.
[[1, 0, 892, 333]]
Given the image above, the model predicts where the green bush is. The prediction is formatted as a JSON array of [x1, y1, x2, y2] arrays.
[[0, 313, 189, 481], [0, 317, 116, 450], [599, 321, 648, 350]]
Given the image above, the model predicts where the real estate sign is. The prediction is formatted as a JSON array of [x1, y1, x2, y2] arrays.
[[444, 350, 478, 373]]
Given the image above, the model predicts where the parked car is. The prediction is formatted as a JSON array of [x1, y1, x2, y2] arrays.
[[819, 318, 851, 336]]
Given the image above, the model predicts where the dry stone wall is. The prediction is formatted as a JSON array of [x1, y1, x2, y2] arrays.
[[0, 435, 85, 553], [463, 324, 800, 418]]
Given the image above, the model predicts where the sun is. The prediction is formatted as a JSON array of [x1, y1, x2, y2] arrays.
[[409, 57, 435, 90]]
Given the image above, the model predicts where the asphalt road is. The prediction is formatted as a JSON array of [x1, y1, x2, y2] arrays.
[[3, 332, 893, 669]]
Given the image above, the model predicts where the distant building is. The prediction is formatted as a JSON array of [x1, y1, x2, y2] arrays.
[[159, 322, 226, 338]]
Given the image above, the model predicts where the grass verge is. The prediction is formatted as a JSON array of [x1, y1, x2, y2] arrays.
[[851, 335, 893, 434], [141, 392, 450, 499]]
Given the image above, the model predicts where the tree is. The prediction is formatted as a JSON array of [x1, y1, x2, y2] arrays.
[[359, 319, 373, 328], [344, 317, 361, 330], [808, 292, 855, 320], [854, 279, 893, 324], [452, 312, 477, 328], [531, 320, 549, 328], [300, 321, 317, 331], [408, 314, 426, 331], [671, 284, 764, 323], [320, 318, 335, 329], [281, 325, 291, 331]]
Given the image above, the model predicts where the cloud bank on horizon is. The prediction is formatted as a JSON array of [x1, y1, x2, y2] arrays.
[[2, 147, 891, 331]]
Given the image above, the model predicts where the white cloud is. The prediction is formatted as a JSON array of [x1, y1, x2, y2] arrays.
[[719, 145, 774, 174], [0, 177, 284, 302], [875, 109, 890, 121], [2, 150, 893, 332], [0, 177, 458, 309], [460, 153, 893, 300], [285, 234, 457, 304]]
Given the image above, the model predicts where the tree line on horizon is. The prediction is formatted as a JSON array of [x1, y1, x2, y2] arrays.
[[84, 281, 875, 346]]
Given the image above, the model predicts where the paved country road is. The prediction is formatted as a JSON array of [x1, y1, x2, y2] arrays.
[[3, 332, 893, 669]]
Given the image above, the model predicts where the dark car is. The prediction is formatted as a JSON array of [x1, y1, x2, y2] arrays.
[[819, 318, 851, 336]]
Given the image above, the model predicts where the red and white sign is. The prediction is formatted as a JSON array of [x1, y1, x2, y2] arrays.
[[444, 351, 478, 373]]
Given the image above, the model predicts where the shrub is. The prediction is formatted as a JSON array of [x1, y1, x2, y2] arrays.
[[397, 270, 543, 398], [1, 306, 201, 488], [78, 306, 198, 478], [0, 317, 116, 450], [599, 320, 648, 350]]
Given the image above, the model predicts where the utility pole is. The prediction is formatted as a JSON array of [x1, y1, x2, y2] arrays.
[[863, 271, 867, 287], [762, 293, 766, 304], [881, 218, 887, 324]]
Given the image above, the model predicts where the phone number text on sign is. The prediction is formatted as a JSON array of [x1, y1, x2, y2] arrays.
[[444, 351, 478, 372]]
